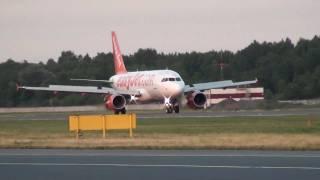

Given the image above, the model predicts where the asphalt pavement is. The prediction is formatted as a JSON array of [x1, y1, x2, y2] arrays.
[[0, 149, 320, 180]]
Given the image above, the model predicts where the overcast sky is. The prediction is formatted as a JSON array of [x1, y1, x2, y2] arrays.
[[0, 0, 319, 62]]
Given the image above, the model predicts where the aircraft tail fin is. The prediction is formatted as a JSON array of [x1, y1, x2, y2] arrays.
[[111, 31, 127, 74]]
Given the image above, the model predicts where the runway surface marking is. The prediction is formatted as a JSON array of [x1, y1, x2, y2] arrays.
[[0, 162, 320, 170]]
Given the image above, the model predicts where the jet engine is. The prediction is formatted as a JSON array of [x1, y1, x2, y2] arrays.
[[186, 91, 207, 109], [104, 94, 126, 111]]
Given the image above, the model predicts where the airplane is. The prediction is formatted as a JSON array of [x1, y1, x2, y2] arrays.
[[18, 31, 258, 114]]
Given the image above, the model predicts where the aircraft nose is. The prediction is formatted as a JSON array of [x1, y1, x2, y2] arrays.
[[172, 83, 184, 96]]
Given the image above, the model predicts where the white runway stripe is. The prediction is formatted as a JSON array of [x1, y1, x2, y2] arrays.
[[0, 162, 320, 170]]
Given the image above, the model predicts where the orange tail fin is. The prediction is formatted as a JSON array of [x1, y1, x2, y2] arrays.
[[111, 31, 127, 74]]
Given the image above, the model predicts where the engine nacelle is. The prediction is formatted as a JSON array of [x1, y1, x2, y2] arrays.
[[104, 94, 126, 110], [186, 91, 207, 109]]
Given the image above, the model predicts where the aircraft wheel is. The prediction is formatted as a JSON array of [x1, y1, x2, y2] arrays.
[[174, 105, 179, 113], [166, 107, 173, 113], [120, 108, 126, 114]]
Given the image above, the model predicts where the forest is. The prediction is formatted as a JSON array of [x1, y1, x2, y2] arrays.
[[0, 35, 319, 107]]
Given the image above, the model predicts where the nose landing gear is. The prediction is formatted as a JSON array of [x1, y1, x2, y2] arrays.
[[164, 98, 179, 114]]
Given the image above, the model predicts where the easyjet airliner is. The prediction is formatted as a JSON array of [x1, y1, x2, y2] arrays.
[[18, 32, 257, 114]]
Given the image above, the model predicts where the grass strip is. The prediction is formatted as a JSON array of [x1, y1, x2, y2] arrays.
[[0, 115, 319, 150]]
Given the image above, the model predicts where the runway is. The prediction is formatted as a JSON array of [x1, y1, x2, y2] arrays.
[[0, 149, 319, 180], [0, 108, 319, 121]]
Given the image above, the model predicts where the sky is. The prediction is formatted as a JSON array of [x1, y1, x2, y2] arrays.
[[0, 0, 319, 62]]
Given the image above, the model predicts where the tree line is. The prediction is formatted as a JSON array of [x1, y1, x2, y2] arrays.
[[0, 36, 319, 107]]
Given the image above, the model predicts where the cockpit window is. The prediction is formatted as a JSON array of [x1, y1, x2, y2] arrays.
[[162, 77, 181, 82], [161, 78, 168, 82]]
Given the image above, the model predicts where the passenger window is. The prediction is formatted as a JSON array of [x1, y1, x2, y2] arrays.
[[176, 77, 181, 81], [169, 78, 175, 81]]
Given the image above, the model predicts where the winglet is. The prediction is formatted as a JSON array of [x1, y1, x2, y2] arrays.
[[111, 31, 127, 74]]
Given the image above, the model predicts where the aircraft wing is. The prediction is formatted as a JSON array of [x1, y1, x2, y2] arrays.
[[18, 85, 140, 95], [184, 79, 258, 92], [70, 78, 112, 83]]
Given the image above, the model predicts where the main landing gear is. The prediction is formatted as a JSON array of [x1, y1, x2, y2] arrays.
[[114, 107, 126, 114]]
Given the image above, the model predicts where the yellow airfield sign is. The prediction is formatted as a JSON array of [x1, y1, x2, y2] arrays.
[[69, 114, 136, 138]]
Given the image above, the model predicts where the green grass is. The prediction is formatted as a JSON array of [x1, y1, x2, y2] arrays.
[[0, 120, 69, 139], [137, 116, 320, 134], [0, 116, 319, 138], [0, 115, 320, 150]]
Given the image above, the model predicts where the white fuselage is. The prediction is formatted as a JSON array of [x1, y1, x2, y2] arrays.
[[109, 70, 185, 101]]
